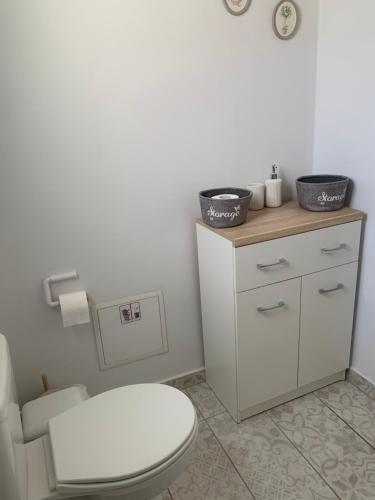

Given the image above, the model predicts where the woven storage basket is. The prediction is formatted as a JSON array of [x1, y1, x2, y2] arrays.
[[296, 175, 349, 212], [199, 188, 252, 228]]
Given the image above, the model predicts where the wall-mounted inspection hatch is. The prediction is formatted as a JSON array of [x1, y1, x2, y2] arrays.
[[92, 290, 168, 370]]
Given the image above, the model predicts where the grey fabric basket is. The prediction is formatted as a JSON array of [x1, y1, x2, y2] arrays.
[[296, 175, 349, 212], [199, 188, 252, 228]]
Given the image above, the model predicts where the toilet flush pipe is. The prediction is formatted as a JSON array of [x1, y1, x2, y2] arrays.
[[42, 271, 78, 307]]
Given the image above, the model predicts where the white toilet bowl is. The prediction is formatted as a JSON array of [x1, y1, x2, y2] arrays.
[[0, 334, 198, 500]]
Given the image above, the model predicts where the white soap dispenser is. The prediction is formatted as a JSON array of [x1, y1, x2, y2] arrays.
[[265, 165, 283, 208]]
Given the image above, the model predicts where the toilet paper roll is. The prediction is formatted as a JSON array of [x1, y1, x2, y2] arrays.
[[59, 291, 90, 327], [211, 194, 239, 200]]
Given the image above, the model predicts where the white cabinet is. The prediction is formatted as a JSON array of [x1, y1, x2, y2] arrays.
[[197, 204, 364, 422]]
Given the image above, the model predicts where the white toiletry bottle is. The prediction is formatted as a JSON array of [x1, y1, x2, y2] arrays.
[[265, 165, 283, 208]]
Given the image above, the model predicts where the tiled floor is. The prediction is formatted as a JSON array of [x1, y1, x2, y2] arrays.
[[164, 380, 375, 500]]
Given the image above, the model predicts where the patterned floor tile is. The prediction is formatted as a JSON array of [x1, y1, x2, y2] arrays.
[[182, 390, 204, 422], [269, 393, 375, 500], [186, 383, 225, 419], [169, 421, 253, 500], [167, 370, 206, 391], [315, 381, 375, 447], [208, 412, 337, 500], [347, 370, 375, 401]]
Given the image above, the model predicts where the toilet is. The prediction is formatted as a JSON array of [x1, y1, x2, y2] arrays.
[[0, 334, 198, 500]]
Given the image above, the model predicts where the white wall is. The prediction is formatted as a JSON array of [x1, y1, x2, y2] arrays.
[[314, 1, 375, 384], [0, 0, 318, 403]]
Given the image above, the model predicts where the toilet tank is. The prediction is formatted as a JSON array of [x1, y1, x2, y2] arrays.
[[0, 334, 24, 500]]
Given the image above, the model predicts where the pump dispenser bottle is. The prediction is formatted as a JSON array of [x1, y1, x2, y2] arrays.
[[265, 164, 283, 207]]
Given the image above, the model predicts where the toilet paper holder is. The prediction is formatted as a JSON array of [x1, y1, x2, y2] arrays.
[[43, 271, 79, 307]]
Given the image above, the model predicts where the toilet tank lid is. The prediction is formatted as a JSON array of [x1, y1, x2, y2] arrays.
[[49, 383, 196, 485], [22, 385, 89, 441]]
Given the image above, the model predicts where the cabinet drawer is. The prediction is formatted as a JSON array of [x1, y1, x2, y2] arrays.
[[298, 262, 358, 387], [237, 279, 300, 411], [235, 236, 301, 291], [235, 221, 361, 292], [299, 220, 361, 278]]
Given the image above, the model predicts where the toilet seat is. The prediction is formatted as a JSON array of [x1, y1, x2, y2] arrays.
[[48, 384, 196, 493]]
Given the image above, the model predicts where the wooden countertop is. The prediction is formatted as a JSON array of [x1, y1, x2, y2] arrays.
[[197, 201, 365, 247]]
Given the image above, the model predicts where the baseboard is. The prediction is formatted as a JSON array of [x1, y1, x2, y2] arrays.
[[160, 368, 206, 390], [240, 371, 346, 422], [347, 367, 375, 400]]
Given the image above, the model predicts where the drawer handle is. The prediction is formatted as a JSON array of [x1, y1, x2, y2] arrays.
[[257, 258, 286, 270], [321, 243, 347, 253], [257, 301, 285, 313], [319, 283, 344, 295]]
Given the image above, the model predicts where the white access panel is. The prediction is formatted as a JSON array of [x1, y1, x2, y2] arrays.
[[92, 290, 168, 370]]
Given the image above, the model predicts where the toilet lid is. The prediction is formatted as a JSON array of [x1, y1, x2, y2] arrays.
[[48, 384, 196, 485]]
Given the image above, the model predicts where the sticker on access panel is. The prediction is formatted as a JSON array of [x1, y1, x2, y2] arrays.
[[119, 302, 141, 324]]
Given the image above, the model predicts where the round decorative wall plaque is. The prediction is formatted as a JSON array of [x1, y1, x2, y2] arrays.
[[273, 0, 299, 40], [223, 0, 252, 16]]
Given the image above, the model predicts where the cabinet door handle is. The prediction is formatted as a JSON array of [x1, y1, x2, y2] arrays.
[[257, 300, 285, 313], [257, 258, 286, 270], [319, 283, 344, 294], [321, 243, 347, 253]]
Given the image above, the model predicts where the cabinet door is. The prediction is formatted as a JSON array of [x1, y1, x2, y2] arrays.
[[299, 262, 358, 387], [237, 278, 300, 411]]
